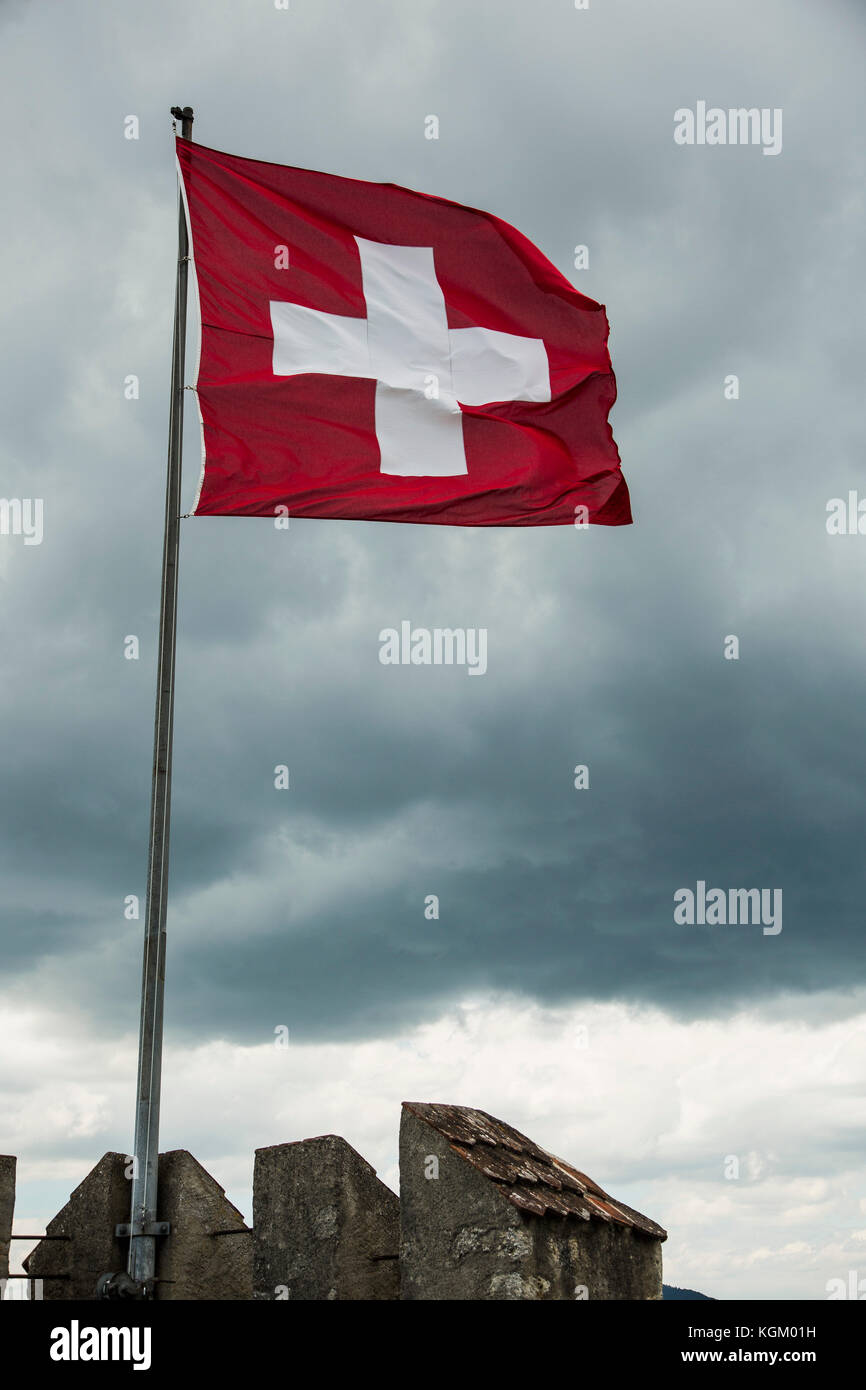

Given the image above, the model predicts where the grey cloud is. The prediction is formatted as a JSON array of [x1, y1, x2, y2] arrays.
[[0, 0, 864, 1051]]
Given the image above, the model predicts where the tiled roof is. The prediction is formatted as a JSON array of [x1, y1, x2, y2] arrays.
[[403, 1102, 666, 1241]]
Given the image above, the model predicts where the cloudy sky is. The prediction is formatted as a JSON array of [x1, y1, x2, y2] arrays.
[[2, 0, 865, 1300]]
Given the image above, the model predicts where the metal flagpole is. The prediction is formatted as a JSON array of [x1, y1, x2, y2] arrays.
[[112, 104, 194, 1298]]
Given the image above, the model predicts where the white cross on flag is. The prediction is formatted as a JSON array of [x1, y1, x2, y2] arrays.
[[178, 138, 630, 527]]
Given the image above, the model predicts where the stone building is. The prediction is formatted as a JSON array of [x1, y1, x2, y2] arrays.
[[400, 1102, 666, 1299]]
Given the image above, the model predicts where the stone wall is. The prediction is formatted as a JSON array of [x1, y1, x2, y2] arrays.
[[10, 1105, 665, 1300], [253, 1135, 399, 1300], [0, 1155, 15, 1283], [400, 1108, 532, 1299], [24, 1152, 129, 1300], [399, 1105, 664, 1300], [23, 1150, 252, 1300]]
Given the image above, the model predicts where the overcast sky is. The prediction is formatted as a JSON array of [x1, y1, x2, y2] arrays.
[[2, 0, 865, 1301]]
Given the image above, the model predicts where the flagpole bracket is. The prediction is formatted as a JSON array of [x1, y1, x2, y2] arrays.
[[116, 1220, 171, 1238], [96, 1270, 153, 1301]]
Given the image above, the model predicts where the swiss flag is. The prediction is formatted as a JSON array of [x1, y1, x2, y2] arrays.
[[177, 139, 630, 527]]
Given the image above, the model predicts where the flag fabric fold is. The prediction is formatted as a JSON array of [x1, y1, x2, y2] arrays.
[[177, 138, 630, 527]]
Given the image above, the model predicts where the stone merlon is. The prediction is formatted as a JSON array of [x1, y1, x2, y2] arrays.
[[400, 1102, 666, 1300]]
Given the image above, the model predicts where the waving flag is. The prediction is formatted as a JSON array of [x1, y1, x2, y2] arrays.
[[177, 138, 629, 527]]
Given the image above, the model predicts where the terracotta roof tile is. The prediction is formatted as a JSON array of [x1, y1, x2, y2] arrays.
[[403, 1102, 666, 1241]]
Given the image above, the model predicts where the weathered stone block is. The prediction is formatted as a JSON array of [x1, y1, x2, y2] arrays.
[[0, 1155, 15, 1283], [155, 1151, 252, 1300], [23, 1152, 127, 1300], [399, 1102, 665, 1300], [253, 1135, 399, 1300], [24, 1150, 252, 1299]]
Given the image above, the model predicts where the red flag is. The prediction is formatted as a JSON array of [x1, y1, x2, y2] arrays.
[[177, 139, 630, 527]]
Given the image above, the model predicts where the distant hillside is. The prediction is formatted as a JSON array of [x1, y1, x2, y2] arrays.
[[663, 1284, 715, 1300]]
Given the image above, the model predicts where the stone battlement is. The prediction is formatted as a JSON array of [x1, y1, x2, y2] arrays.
[[4, 1103, 665, 1301]]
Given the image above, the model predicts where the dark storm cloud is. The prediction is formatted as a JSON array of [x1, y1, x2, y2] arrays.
[[1, 0, 864, 1044]]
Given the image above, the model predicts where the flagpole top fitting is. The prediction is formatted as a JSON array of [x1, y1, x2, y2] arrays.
[[170, 106, 194, 139]]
